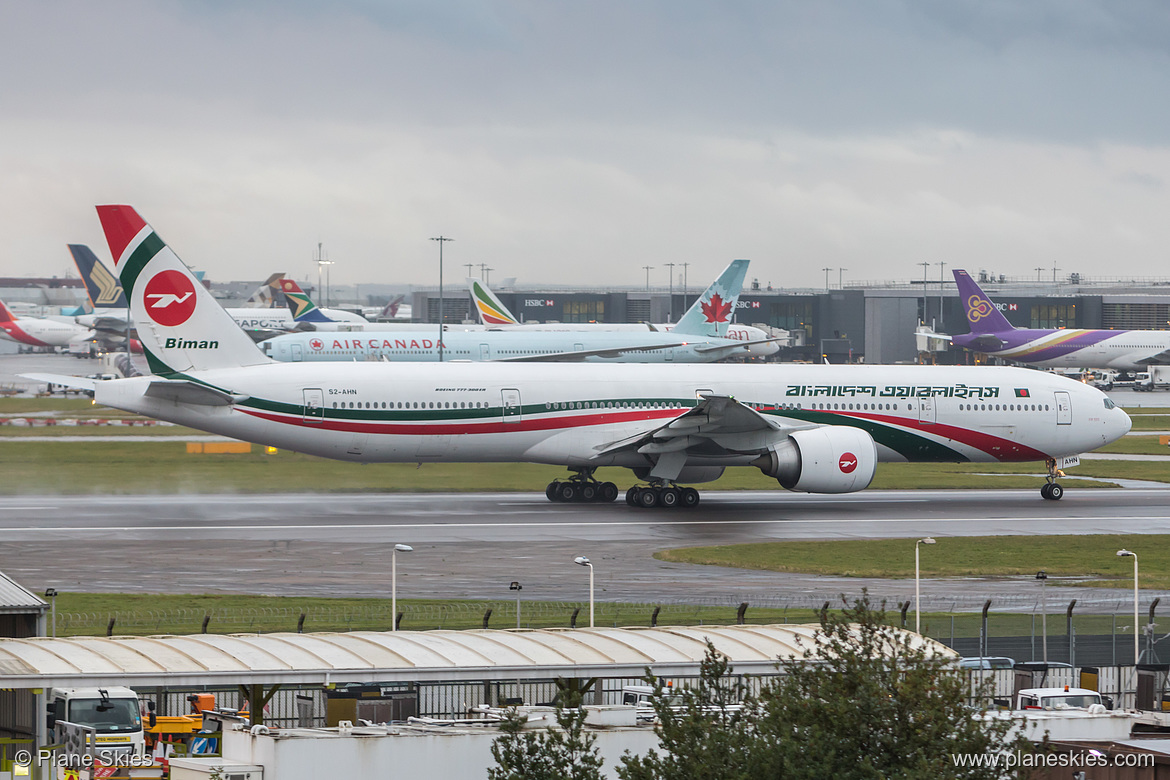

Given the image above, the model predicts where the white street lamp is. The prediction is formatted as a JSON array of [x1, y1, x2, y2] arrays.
[[575, 556, 594, 628], [392, 544, 413, 632], [1036, 571, 1048, 663], [1118, 550, 1139, 664], [915, 538, 935, 634]]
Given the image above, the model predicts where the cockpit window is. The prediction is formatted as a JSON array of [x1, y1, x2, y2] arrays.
[[1103, 398, 1117, 410]]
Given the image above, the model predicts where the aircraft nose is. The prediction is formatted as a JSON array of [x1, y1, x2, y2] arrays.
[[1113, 406, 1132, 439]]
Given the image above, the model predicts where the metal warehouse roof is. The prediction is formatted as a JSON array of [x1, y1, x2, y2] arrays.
[[0, 624, 954, 688], [0, 571, 47, 614]]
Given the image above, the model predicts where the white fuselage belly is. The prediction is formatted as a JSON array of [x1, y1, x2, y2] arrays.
[[95, 363, 1124, 468], [997, 331, 1170, 372]]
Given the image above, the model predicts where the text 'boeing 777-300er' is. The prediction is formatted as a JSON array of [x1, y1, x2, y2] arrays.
[[26, 206, 1131, 506]]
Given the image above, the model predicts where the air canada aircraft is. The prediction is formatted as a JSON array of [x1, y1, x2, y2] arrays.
[[467, 277, 781, 358], [952, 270, 1170, 372], [262, 260, 778, 363], [27, 206, 1131, 507]]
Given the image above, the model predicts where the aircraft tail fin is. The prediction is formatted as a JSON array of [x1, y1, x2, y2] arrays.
[[468, 278, 520, 325], [672, 259, 750, 337], [68, 244, 128, 309], [244, 273, 286, 308], [953, 269, 1014, 334], [0, 296, 16, 324], [379, 294, 405, 319], [96, 205, 271, 374], [278, 278, 336, 323]]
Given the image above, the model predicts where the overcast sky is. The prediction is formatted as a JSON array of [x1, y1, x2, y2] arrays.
[[2, 1, 1169, 290]]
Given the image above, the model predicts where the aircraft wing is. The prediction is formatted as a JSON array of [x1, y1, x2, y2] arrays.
[[593, 394, 816, 461], [492, 342, 688, 362], [1135, 351, 1170, 365], [19, 373, 97, 392], [692, 337, 783, 358], [968, 334, 1005, 351], [144, 379, 249, 406]]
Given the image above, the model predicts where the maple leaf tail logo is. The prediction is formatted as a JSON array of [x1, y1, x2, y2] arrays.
[[701, 292, 732, 323]]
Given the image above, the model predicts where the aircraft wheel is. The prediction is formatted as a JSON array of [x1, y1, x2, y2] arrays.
[[579, 483, 597, 502], [546, 482, 561, 502], [600, 482, 619, 502], [557, 483, 578, 503], [681, 487, 700, 507], [637, 487, 660, 508], [626, 487, 639, 506], [1047, 484, 1064, 501], [659, 487, 681, 508]]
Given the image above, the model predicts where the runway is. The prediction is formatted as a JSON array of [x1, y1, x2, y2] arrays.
[[1, 489, 1167, 610]]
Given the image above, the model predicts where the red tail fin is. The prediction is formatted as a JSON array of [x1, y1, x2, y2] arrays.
[[0, 298, 16, 323]]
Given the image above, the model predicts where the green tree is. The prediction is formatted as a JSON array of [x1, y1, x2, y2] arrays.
[[487, 691, 605, 780]]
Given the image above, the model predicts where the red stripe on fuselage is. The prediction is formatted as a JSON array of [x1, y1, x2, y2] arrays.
[[0, 320, 51, 348], [839, 410, 1050, 461]]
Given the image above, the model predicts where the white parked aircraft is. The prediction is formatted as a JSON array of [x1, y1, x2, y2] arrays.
[[0, 296, 93, 349], [262, 260, 776, 363], [467, 278, 782, 357], [27, 206, 1131, 506]]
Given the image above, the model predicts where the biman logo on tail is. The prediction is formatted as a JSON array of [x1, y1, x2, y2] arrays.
[[143, 271, 198, 326]]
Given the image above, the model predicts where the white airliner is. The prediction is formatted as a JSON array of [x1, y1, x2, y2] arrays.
[[467, 278, 782, 358], [0, 296, 93, 349], [27, 206, 1131, 506], [261, 260, 777, 363]]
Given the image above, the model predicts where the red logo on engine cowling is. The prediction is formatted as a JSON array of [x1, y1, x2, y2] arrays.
[[142, 270, 198, 327], [838, 452, 858, 473]]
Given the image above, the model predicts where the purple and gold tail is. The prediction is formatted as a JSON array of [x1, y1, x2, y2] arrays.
[[953, 269, 1014, 334]]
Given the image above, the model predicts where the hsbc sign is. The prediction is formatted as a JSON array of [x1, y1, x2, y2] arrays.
[[736, 301, 761, 309], [525, 299, 555, 307]]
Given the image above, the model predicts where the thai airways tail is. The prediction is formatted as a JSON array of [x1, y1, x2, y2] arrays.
[[468, 278, 521, 326], [96, 205, 271, 374], [69, 244, 128, 309], [672, 259, 750, 337], [277, 278, 337, 323], [952, 269, 1015, 334]]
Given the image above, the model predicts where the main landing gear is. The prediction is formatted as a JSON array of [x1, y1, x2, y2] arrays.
[[626, 483, 701, 509], [546, 468, 619, 503], [1041, 458, 1065, 501]]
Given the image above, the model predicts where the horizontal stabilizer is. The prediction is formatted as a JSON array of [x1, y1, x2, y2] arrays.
[[144, 379, 248, 406], [693, 337, 782, 356], [19, 373, 97, 392]]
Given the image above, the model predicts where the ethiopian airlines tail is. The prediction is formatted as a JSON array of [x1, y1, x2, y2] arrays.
[[468, 278, 521, 326], [671, 259, 749, 337], [69, 244, 129, 309], [953, 269, 1014, 334], [96, 205, 272, 374]]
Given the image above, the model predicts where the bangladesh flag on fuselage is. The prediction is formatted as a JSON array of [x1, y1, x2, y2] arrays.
[[1015, 388, 1031, 398]]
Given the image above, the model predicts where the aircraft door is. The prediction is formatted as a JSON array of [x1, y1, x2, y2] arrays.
[[918, 396, 936, 424], [302, 388, 325, 422], [291, 343, 303, 362], [1055, 391, 1072, 425], [480, 344, 490, 360], [502, 388, 522, 422]]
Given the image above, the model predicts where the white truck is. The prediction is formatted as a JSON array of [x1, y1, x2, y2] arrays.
[[1015, 686, 1106, 711], [47, 686, 149, 763]]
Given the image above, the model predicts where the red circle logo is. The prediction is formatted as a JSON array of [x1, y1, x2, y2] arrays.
[[142, 270, 198, 327], [838, 452, 858, 474], [310, 338, 324, 350]]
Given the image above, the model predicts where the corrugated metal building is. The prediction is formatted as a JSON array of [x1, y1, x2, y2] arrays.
[[0, 571, 47, 752]]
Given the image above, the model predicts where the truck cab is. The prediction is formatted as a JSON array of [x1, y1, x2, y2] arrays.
[[47, 686, 147, 762], [1016, 686, 1105, 711]]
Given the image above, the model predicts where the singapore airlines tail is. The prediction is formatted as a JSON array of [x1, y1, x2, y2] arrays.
[[96, 205, 272, 374], [468, 278, 521, 326], [69, 244, 129, 309], [672, 259, 749, 337], [954, 269, 1015, 334]]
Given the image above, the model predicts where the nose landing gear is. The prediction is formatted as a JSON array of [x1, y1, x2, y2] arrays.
[[625, 483, 701, 509], [1041, 458, 1065, 500]]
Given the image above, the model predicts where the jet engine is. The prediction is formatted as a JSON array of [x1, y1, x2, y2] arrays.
[[751, 427, 877, 493]]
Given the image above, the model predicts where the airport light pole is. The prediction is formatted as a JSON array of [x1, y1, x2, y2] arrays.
[[1036, 571, 1048, 663], [1118, 549, 1139, 664], [44, 587, 57, 638], [935, 261, 946, 330], [574, 556, 594, 628], [642, 265, 654, 292], [510, 581, 523, 629], [391, 543, 413, 632], [822, 267, 831, 292], [681, 263, 690, 311], [915, 538, 935, 634], [918, 262, 930, 324], [838, 267, 847, 289], [665, 262, 676, 322], [430, 236, 453, 362]]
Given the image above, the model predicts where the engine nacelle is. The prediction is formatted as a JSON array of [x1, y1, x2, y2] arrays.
[[751, 427, 877, 493], [632, 466, 726, 484]]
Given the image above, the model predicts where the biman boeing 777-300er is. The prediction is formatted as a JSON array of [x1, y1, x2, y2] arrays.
[[27, 206, 1130, 506]]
